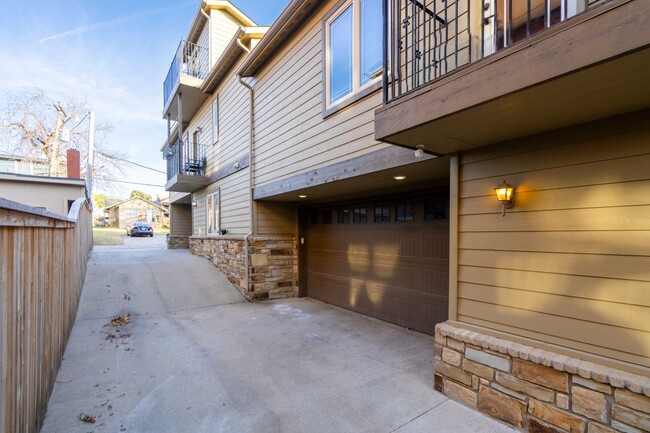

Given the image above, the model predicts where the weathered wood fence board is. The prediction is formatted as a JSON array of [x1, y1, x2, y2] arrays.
[[0, 198, 92, 433]]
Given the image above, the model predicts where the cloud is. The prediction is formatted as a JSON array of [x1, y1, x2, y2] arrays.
[[39, 1, 195, 43]]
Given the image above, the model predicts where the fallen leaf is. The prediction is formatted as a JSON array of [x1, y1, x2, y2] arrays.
[[78, 414, 96, 424]]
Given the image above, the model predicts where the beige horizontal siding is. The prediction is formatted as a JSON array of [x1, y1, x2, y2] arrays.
[[211, 10, 240, 66], [192, 169, 250, 236], [170, 204, 192, 236], [252, 0, 392, 188], [457, 112, 650, 369], [255, 202, 296, 236]]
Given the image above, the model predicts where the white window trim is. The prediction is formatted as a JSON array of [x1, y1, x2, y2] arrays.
[[324, 0, 383, 113], [206, 189, 220, 235]]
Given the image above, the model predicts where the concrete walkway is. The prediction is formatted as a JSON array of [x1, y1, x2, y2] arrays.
[[42, 248, 514, 433]]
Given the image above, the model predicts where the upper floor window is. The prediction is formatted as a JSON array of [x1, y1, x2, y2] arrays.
[[325, 0, 383, 108]]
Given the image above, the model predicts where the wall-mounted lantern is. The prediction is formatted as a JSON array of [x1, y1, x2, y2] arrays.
[[494, 180, 514, 216]]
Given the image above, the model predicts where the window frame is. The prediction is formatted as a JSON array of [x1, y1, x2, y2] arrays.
[[322, 0, 384, 117], [206, 189, 221, 235]]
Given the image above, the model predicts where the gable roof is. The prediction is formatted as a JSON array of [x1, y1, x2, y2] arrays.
[[187, 0, 257, 43], [104, 196, 167, 212], [238, 0, 323, 77]]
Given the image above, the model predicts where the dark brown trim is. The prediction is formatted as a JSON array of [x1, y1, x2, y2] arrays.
[[207, 153, 249, 184], [253, 146, 437, 200]]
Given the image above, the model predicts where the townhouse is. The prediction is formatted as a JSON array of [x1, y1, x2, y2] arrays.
[[162, 0, 650, 431]]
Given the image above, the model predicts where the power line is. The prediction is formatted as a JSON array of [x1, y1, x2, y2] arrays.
[[98, 151, 166, 174], [94, 177, 165, 188]]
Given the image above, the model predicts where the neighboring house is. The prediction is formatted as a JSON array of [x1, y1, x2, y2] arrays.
[[104, 197, 168, 228], [0, 151, 86, 216], [162, 0, 650, 431]]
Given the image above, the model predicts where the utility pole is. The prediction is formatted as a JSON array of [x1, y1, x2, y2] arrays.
[[50, 103, 67, 176], [87, 111, 95, 198]]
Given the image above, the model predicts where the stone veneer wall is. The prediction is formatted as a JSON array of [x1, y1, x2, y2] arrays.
[[190, 236, 298, 301], [434, 323, 650, 433], [167, 235, 190, 249]]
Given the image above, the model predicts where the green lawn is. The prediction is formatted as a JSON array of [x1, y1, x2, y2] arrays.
[[93, 228, 125, 246]]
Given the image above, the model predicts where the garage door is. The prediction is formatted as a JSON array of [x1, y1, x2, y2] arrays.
[[305, 195, 449, 335]]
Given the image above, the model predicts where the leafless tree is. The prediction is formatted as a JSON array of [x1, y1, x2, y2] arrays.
[[0, 88, 125, 193]]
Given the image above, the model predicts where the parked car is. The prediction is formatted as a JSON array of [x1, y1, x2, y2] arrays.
[[126, 222, 154, 237], [94, 220, 107, 227]]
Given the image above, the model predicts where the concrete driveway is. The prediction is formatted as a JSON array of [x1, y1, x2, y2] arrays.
[[42, 248, 514, 433]]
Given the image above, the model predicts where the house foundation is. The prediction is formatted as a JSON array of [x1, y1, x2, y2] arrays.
[[434, 323, 650, 433], [190, 235, 298, 301], [167, 235, 190, 249]]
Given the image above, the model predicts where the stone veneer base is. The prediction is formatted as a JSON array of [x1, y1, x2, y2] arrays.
[[190, 235, 298, 301], [167, 235, 190, 249], [435, 322, 650, 433]]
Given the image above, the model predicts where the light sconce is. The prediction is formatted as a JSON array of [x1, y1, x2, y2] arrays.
[[414, 145, 425, 158], [494, 180, 514, 216], [192, 201, 198, 207]]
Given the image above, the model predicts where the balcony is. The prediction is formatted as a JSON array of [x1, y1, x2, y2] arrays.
[[376, 0, 650, 153], [162, 39, 210, 122], [163, 139, 210, 192]]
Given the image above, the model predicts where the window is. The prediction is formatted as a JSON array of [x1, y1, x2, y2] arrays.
[[424, 199, 447, 221], [374, 205, 390, 223], [212, 96, 219, 144], [353, 207, 367, 223], [207, 190, 220, 235], [325, 0, 383, 108], [322, 210, 332, 224], [396, 202, 414, 222], [338, 208, 350, 224]]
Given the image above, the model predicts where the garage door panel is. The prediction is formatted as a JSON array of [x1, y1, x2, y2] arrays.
[[306, 195, 449, 335]]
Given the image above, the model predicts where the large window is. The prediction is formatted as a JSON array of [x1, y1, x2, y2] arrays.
[[325, 0, 383, 107], [207, 190, 220, 235]]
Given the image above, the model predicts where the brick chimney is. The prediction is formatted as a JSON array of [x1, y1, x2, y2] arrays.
[[66, 149, 81, 179]]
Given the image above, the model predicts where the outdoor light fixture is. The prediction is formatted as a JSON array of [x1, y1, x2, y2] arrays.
[[494, 180, 514, 216], [192, 201, 198, 207], [299, 195, 307, 198], [414, 145, 424, 158], [393, 175, 407, 180]]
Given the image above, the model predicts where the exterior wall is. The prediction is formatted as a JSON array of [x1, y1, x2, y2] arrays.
[[210, 9, 241, 66], [453, 110, 650, 373], [190, 235, 298, 300], [0, 175, 85, 216], [192, 168, 250, 236], [170, 203, 192, 236], [251, 0, 392, 188], [434, 323, 650, 433], [256, 201, 296, 236]]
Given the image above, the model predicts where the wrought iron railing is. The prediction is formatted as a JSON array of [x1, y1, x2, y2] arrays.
[[383, 0, 605, 103], [163, 39, 209, 109], [163, 139, 207, 181]]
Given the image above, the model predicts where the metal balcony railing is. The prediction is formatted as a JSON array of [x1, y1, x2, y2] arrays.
[[163, 40, 209, 109], [383, 0, 605, 103], [163, 139, 207, 181]]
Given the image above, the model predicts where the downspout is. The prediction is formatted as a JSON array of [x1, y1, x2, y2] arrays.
[[237, 36, 255, 295]]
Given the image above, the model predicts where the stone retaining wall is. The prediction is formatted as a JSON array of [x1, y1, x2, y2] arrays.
[[167, 235, 189, 249], [190, 235, 298, 301], [434, 322, 650, 433]]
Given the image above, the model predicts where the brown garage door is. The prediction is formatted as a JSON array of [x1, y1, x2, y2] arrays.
[[305, 195, 449, 335]]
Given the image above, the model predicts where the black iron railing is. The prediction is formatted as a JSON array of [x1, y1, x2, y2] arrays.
[[163, 139, 206, 181], [163, 40, 209, 109], [383, 0, 605, 103]]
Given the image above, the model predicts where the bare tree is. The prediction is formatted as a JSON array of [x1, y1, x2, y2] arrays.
[[0, 88, 125, 193]]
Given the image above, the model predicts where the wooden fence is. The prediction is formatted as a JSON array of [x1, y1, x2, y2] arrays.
[[0, 197, 93, 433]]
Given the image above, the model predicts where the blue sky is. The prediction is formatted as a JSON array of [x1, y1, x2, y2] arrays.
[[0, 0, 289, 199]]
